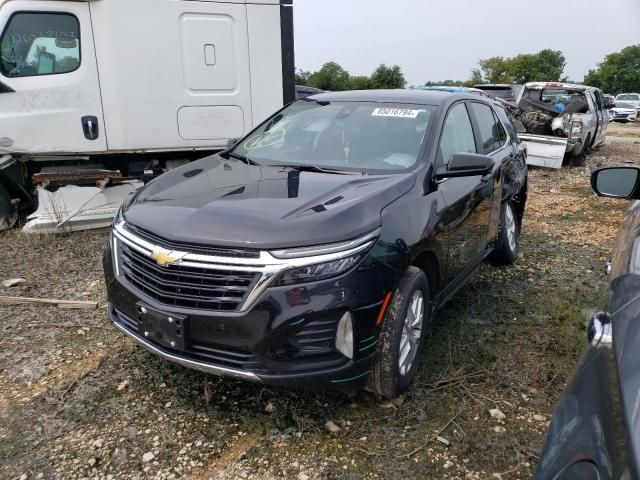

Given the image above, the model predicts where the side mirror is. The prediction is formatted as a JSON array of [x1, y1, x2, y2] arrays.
[[226, 138, 240, 149], [435, 153, 495, 180], [606, 100, 616, 109], [591, 167, 640, 199]]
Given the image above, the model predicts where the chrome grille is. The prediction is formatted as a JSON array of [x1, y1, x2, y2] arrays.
[[119, 243, 258, 311]]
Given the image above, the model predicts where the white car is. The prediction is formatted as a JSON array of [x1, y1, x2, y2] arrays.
[[615, 93, 640, 111], [611, 101, 638, 122]]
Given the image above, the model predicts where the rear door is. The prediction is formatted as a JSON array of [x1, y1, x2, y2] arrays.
[[437, 101, 492, 284], [467, 101, 512, 246], [0, 1, 106, 154]]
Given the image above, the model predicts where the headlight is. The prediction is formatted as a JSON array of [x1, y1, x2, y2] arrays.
[[270, 228, 380, 286], [275, 254, 363, 286]]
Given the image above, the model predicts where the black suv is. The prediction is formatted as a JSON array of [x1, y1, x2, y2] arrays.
[[104, 90, 528, 397]]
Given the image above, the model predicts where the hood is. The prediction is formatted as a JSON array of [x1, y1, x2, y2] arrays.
[[123, 155, 415, 249]]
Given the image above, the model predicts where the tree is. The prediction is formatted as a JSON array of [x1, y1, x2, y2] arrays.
[[584, 45, 640, 94], [307, 62, 351, 91], [509, 49, 565, 84], [370, 64, 406, 89], [478, 56, 512, 83], [469, 68, 484, 85], [294, 68, 311, 86], [349, 75, 372, 90]]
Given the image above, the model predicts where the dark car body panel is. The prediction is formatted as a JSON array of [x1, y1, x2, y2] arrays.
[[124, 159, 415, 249], [536, 201, 640, 479], [104, 90, 528, 393]]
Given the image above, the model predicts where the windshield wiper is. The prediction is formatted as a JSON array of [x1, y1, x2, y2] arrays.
[[268, 164, 362, 175], [227, 152, 260, 166]]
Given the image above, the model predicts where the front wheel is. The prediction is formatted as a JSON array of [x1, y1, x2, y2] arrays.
[[368, 266, 430, 398], [0, 183, 17, 231], [572, 133, 591, 166], [489, 201, 520, 266]]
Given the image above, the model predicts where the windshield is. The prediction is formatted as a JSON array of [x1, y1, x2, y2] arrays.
[[231, 101, 434, 172], [617, 94, 639, 101]]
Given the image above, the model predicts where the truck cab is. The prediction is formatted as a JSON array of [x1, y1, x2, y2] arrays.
[[0, 0, 294, 230]]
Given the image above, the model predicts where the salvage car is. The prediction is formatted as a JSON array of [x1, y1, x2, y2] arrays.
[[103, 90, 528, 397], [506, 82, 611, 168], [611, 101, 638, 122], [536, 166, 640, 479], [615, 93, 640, 111]]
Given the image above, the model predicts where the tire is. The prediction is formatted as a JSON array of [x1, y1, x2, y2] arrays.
[[368, 266, 430, 398], [0, 183, 16, 232], [572, 133, 591, 166], [489, 201, 520, 266]]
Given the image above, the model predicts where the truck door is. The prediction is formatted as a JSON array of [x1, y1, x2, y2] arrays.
[[0, 1, 106, 154], [593, 90, 608, 146]]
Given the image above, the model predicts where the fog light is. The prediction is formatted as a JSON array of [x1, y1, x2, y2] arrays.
[[335, 312, 354, 359]]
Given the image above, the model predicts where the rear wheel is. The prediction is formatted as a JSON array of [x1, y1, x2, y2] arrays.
[[368, 266, 430, 398], [489, 201, 520, 266]]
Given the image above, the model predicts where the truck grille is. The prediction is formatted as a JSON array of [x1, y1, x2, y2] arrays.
[[119, 243, 258, 311]]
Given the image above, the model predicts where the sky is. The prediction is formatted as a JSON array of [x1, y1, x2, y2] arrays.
[[293, 0, 640, 86]]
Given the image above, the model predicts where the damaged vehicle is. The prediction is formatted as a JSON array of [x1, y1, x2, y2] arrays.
[[505, 82, 612, 168], [104, 90, 528, 397]]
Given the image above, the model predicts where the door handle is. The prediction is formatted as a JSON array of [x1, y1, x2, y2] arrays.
[[81, 115, 99, 140]]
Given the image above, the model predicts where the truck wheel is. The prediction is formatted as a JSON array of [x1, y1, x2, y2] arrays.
[[0, 183, 17, 231], [489, 201, 520, 266], [573, 133, 591, 166], [368, 266, 430, 398]]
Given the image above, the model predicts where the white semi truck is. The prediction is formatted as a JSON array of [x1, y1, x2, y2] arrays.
[[0, 0, 294, 231]]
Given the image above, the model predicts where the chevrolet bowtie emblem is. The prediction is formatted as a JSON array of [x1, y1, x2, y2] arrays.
[[150, 248, 185, 267]]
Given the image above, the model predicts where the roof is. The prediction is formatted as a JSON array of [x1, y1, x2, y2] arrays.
[[307, 89, 481, 105]]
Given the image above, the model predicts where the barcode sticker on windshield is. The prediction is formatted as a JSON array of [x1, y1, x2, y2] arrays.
[[372, 108, 420, 118]]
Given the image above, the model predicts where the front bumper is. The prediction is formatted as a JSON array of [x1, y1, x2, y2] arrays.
[[104, 233, 397, 394]]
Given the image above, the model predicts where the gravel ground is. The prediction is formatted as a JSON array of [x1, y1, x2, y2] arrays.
[[1, 122, 639, 480]]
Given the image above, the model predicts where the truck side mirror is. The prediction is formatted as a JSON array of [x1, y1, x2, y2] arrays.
[[591, 167, 640, 199], [226, 138, 240, 149]]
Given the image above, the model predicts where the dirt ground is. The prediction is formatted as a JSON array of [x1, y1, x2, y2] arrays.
[[1, 122, 639, 480]]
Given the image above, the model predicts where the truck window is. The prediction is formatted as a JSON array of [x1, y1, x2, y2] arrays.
[[469, 103, 503, 154], [0, 12, 80, 77], [438, 103, 477, 167]]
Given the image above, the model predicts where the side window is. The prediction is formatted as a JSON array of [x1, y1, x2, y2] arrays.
[[492, 110, 507, 144], [494, 105, 517, 144], [0, 12, 80, 78], [595, 90, 605, 111], [438, 103, 476, 167], [469, 103, 502, 154]]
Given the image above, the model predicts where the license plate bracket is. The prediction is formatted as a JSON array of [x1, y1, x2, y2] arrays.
[[137, 304, 187, 351]]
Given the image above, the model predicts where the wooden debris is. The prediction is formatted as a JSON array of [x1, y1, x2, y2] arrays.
[[0, 295, 98, 310]]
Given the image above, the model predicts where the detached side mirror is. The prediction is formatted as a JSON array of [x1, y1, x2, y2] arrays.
[[226, 138, 240, 149], [435, 153, 494, 180], [591, 167, 640, 199]]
